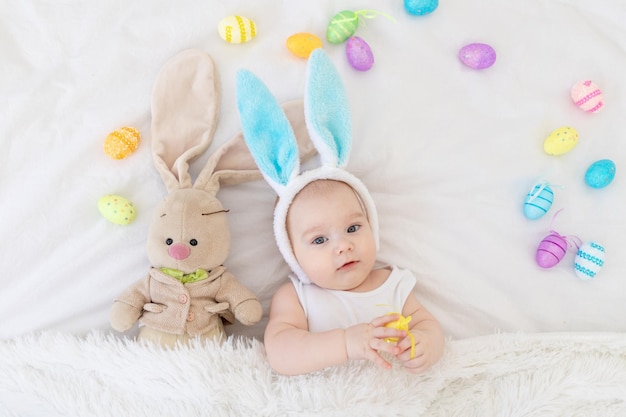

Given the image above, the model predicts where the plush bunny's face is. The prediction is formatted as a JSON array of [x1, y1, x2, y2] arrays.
[[146, 189, 231, 273]]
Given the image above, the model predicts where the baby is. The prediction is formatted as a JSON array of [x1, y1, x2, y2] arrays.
[[264, 179, 444, 375], [236, 48, 444, 376]]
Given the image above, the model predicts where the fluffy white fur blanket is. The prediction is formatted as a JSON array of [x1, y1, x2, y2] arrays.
[[1, 331, 625, 416]]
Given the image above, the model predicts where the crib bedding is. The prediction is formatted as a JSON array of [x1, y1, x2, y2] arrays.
[[1, 0, 625, 415]]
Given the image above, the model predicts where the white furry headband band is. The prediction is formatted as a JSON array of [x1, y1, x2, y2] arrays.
[[236, 49, 379, 284]]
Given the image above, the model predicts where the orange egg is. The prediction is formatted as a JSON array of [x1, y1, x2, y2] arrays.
[[286, 32, 323, 58], [103, 126, 140, 160]]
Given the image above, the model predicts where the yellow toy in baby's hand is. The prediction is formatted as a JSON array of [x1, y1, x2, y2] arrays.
[[384, 312, 416, 359]]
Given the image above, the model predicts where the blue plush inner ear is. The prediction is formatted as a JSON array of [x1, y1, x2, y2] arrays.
[[236, 70, 298, 187], [306, 49, 351, 166]]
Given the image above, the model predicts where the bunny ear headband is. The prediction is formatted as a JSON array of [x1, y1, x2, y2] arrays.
[[236, 49, 379, 284]]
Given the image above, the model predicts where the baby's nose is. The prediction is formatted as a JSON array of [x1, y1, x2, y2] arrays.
[[335, 237, 354, 254]]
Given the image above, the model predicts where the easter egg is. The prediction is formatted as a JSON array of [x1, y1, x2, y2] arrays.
[[523, 182, 554, 220], [327, 10, 359, 44], [346, 36, 374, 71], [585, 159, 616, 189], [536, 232, 568, 268], [574, 241, 605, 280], [458, 43, 496, 70], [404, 0, 438, 15], [218, 15, 256, 44], [543, 126, 578, 156], [571, 80, 604, 113], [103, 127, 140, 160], [98, 195, 137, 225], [286, 33, 323, 59]]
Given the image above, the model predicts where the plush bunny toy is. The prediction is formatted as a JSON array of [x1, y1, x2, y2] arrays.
[[110, 49, 315, 347]]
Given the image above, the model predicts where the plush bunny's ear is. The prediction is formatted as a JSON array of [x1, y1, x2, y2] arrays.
[[236, 69, 301, 194], [151, 49, 219, 192], [305, 48, 351, 168]]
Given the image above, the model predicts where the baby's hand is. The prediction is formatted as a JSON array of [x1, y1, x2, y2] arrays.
[[344, 314, 406, 370], [395, 330, 436, 374]]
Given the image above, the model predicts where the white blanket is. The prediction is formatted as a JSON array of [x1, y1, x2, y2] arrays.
[[1, 331, 625, 416]]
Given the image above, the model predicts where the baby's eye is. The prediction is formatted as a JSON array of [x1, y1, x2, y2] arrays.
[[312, 236, 327, 245], [347, 224, 360, 233]]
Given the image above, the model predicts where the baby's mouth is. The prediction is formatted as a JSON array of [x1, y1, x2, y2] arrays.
[[338, 260, 358, 270]]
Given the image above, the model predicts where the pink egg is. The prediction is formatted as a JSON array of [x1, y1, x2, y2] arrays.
[[571, 80, 604, 113], [346, 36, 374, 71], [458, 43, 496, 70], [536, 232, 568, 268]]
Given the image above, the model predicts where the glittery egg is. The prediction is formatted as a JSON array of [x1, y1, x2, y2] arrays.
[[103, 127, 140, 160], [218, 15, 256, 44], [98, 195, 137, 225], [346, 36, 374, 71], [458, 43, 496, 70], [571, 80, 604, 113], [543, 126, 578, 156], [523, 182, 554, 220], [574, 241, 605, 280], [536, 232, 568, 268], [585, 159, 616, 189], [326, 10, 360, 44], [286, 33, 323, 58], [404, 0, 438, 15]]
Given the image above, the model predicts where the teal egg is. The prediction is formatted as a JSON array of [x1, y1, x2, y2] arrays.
[[404, 0, 438, 16], [585, 159, 616, 189], [523, 183, 554, 220]]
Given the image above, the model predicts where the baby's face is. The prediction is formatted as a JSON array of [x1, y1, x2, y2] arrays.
[[287, 181, 376, 290]]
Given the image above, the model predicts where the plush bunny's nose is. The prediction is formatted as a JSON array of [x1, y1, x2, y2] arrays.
[[168, 243, 190, 260]]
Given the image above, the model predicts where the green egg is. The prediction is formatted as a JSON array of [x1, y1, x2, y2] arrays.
[[326, 10, 359, 44]]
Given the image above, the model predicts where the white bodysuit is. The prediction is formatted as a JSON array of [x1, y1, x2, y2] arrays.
[[289, 265, 417, 332]]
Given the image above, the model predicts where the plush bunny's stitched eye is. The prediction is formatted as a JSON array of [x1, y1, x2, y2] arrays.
[[165, 238, 173, 245], [189, 239, 198, 246], [202, 209, 230, 216]]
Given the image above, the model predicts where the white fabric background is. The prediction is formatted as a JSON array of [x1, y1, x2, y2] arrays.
[[1, 0, 624, 341]]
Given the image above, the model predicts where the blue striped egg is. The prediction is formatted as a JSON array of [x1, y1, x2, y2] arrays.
[[523, 183, 554, 220], [574, 241, 605, 280]]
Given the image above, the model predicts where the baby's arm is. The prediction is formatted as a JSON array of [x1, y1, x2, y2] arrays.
[[395, 293, 445, 374], [264, 282, 406, 376]]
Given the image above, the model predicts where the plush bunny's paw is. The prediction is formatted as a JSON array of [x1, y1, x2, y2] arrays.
[[110, 301, 142, 332], [233, 299, 263, 326]]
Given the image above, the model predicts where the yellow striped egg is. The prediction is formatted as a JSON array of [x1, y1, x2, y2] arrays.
[[286, 33, 323, 58], [98, 195, 137, 225], [103, 126, 140, 160], [543, 126, 578, 156], [218, 15, 257, 44]]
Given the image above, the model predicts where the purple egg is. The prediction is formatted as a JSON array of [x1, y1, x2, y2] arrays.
[[346, 36, 374, 71], [536, 232, 568, 268], [458, 43, 496, 70]]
